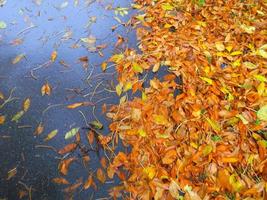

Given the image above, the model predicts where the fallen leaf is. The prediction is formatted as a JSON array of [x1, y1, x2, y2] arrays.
[[58, 157, 77, 176], [90, 120, 103, 130], [23, 98, 30, 112], [11, 111, 24, 122], [67, 102, 84, 109], [63, 178, 82, 193], [52, 177, 70, 185], [50, 51, 57, 62], [64, 127, 79, 140], [34, 122, 44, 136], [0, 115, 5, 125], [0, 20, 7, 29], [44, 129, 58, 142], [12, 54, 25, 64], [58, 143, 77, 155], [7, 167, 17, 180], [96, 168, 106, 183], [41, 82, 51, 96], [257, 105, 267, 121], [162, 149, 177, 164], [83, 174, 93, 190]]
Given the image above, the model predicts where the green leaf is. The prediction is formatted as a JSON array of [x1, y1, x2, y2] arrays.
[[253, 74, 267, 82], [236, 114, 249, 125], [115, 83, 123, 96], [90, 120, 103, 130], [0, 21, 7, 29], [206, 118, 221, 132], [211, 135, 221, 142], [133, 62, 143, 73], [257, 105, 267, 121], [11, 111, 24, 122], [198, 0, 205, 6], [65, 127, 79, 140]]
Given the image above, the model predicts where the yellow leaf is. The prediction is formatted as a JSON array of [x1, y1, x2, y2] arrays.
[[67, 102, 84, 109], [215, 42, 225, 51], [153, 114, 169, 126], [23, 98, 31, 112], [240, 24, 255, 34], [203, 144, 213, 156], [12, 53, 25, 64], [221, 157, 239, 163], [115, 83, 123, 96], [257, 105, 267, 121], [229, 174, 244, 192], [11, 111, 24, 122], [152, 63, 160, 72], [143, 166, 156, 179], [200, 77, 213, 85], [257, 82, 265, 96], [138, 129, 147, 137], [101, 62, 107, 71], [50, 51, 57, 62], [206, 117, 221, 132], [243, 61, 257, 69], [230, 51, 243, 56], [44, 129, 58, 142], [123, 82, 132, 92], [162, 3, 174, 11]]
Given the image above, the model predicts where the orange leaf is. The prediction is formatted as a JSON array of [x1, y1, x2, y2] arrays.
[[52, 177, 70, 185], [100, 157, 107, 169], [0, 115, 6, 125], [41, 83, 51, 96], [83, 174, 93, 190], [162, 149, 177, 164], [221, 157, 239, 163], [67, 102, 84, 109], [58, 143, 77, 155], [34, 123, 44, 136], [87, 130, 94, 145], [58, 157, 77, 176], [96, 168, 106, 184]]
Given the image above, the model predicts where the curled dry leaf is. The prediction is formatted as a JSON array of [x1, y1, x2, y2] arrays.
[[41, 82, 51, 96], [96, 168, 106, 184], [52, 177, 70, 185], [58, 157, 77, 176], [58, 143, 77, 155]]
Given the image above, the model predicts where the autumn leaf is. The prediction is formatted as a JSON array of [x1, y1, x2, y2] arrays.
[[58, 157, 77, 176], [58, 143, 77, 155], [34, 122, 44, 136], [0, 115, 5, 125], [23, 98, 30, 112], [63, 178, 82, 193], [257, 105, 267, 121], [64, 127, 79, 139], [11, 111, 24, 122], [90, 120, 103, 130], [44, 129, 58, 142], [12, 54, 25, 64], [143, 166, 156, 179], [162, 149, 177, 164], [41, 82, 51, 96], [206, 117, 221, 132], [50, 51, 57, 62], [96, 168, 106, 183], [66, 102, 84, 109], [52, 177, 70, 185], [7, 167, 17, 180], [83, 174, 93, 190]]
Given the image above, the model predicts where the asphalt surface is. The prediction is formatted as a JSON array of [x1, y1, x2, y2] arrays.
[[0, 0, 136, 199]]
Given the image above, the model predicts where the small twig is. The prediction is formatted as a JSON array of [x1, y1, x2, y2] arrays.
[[17, 25, 37, 36], [94, 96, 112, 105], [0, 87, 18, 109], [90, 81, 104, 101], [18, 125, 32, 129], [79, 110, 89, 127], [42, 104, 63, 115], [35, 145, 58, 153]]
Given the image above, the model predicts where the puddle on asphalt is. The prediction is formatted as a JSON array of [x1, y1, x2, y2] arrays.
[[0, 0, 136, 199]]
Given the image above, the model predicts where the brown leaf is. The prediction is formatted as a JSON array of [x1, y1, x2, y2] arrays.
[[41, 82, 51, 96], [52, 177, 70, 185], [58, 157, 77, 176], [58, 143, 77, 155], [87, 130, 94, 145], [22, 97, 31, 112], [83, 174, 93, 190], [0, 115, 6, 125], [34, 122, 44, 136], [63, 178, 82, 193], [96, 168, 106, 184]]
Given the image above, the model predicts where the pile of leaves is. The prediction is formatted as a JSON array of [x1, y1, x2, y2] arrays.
[[103, 0, 267, 199]]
